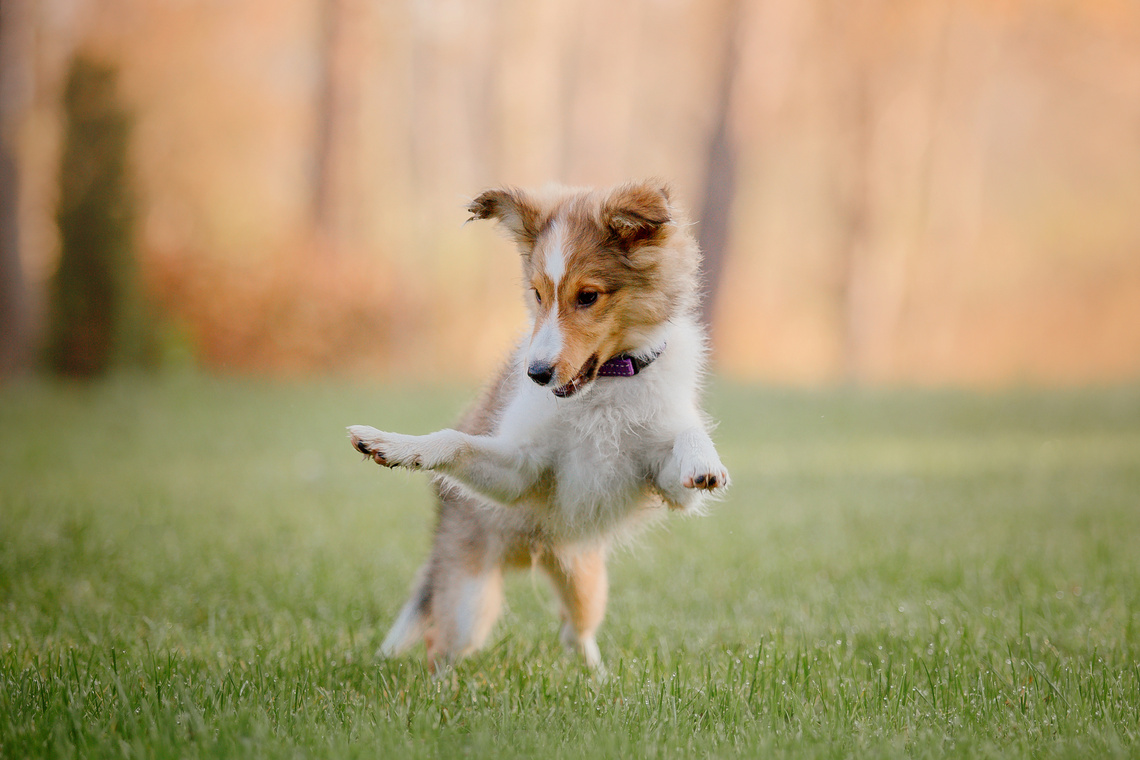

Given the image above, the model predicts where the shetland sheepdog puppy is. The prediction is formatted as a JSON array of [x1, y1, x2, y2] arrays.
[[348, 180, 729, 673]]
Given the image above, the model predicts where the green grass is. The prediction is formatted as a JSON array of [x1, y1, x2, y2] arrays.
[[1, 374, 1139, 758]]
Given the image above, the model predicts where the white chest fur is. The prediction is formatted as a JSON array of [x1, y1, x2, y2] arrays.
[[482, 319, 707, 540]]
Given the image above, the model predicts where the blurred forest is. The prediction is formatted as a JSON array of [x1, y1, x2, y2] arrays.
[[2, 0, 1139, 385]]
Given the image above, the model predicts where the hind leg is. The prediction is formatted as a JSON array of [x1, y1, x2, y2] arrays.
[[540, 547, 608, 672], [419, 488, 508, 671], [426, 562, 505, 671], [427, 567, 504, 669]]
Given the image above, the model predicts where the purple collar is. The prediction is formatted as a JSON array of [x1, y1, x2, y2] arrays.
[[597, 344, 666, 377]]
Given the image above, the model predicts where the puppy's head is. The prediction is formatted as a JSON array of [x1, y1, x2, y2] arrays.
[[468, 181, 700, 398]]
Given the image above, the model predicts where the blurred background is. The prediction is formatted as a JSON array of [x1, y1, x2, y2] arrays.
[[2, 0, 1139, 386]]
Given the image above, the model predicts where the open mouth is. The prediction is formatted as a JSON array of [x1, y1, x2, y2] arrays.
[[552, 354, 599, 398]]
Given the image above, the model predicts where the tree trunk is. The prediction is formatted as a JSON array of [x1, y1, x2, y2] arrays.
[[0, 0, 32, 377], [312, 0, 358, 255], [837, 71, 874, 383], [696, 0, 743, 339]]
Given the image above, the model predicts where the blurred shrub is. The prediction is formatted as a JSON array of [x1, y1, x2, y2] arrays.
[[45, 56, 155, 377]]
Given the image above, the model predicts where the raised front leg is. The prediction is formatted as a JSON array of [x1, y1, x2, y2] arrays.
[[347, 425, 534, 505], [654, 426, 730, 511]]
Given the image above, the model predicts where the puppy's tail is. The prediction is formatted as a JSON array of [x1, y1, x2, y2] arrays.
[[378, 567, 431, 658]]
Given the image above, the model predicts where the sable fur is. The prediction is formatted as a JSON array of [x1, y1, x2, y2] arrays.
[[349, 180, 728, 672]]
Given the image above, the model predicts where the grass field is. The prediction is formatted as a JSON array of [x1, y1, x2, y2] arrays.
[[1, 374, 1139, 758]]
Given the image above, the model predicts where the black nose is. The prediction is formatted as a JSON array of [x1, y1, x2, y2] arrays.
[[527, 362, 555, 386]]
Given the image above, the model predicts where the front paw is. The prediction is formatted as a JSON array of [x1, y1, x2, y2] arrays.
[[684, 464, 729, 494], [347, 425, 422, 469], [681, 462, 730, 491]]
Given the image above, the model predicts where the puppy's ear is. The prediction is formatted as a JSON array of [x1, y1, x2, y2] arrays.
[[603, 181, 672, 248], [466, 187, 541, 247]]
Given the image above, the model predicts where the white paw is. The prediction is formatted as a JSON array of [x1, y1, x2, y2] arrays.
[[657, 429, 730, 508], [681, 460, 730, 491], [560, 623, 605, 676], [347, 425, 423, 469]]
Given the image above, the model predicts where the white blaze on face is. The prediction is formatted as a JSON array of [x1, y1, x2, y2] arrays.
[[528, 221, 566, 371], [543, 220, 567, 284]]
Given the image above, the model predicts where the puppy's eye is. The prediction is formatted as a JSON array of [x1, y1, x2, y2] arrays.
[[576, 290, 599, 308], [533, 289, 542, 305]]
